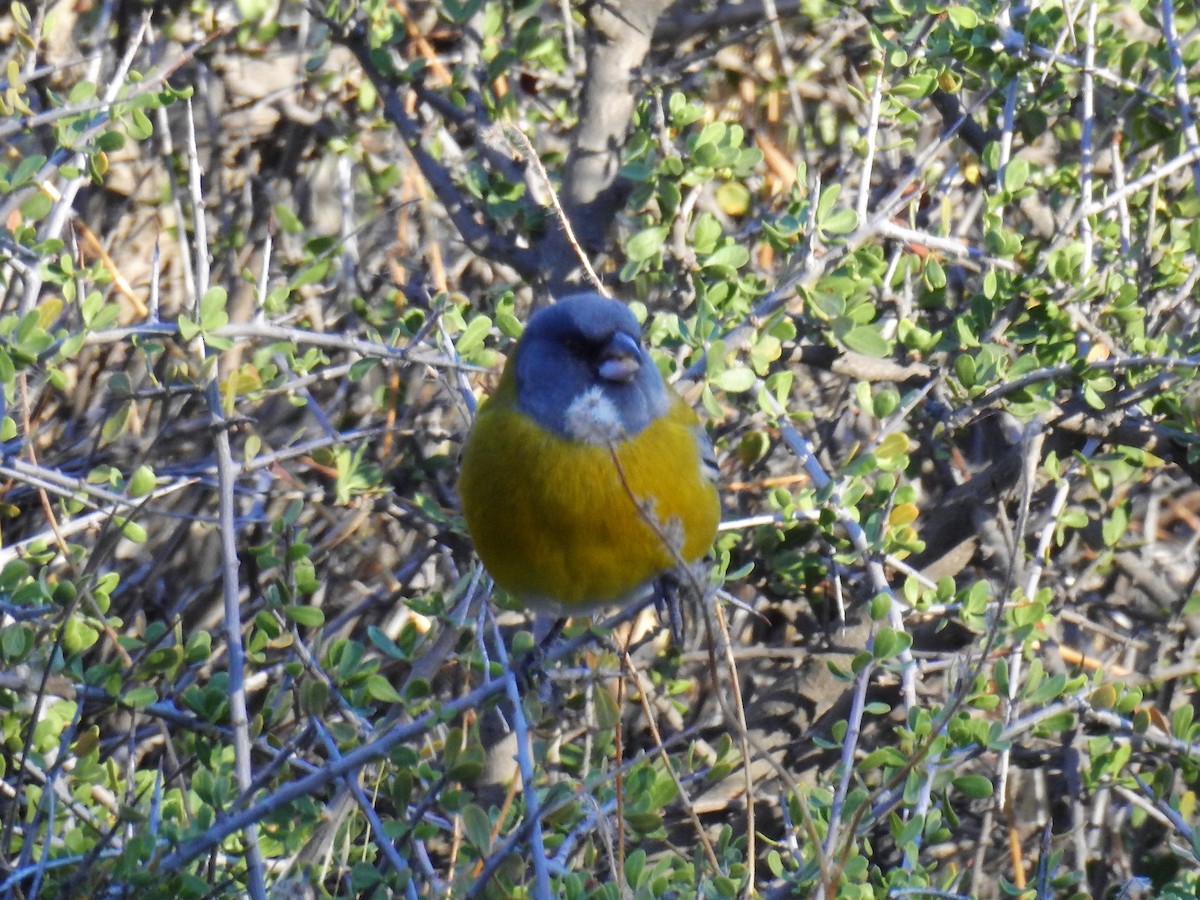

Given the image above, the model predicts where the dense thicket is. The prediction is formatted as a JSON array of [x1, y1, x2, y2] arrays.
[[1, 1, 1200, 896]]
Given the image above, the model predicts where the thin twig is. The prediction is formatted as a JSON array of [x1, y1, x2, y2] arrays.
[[183, 94, 267, 899]]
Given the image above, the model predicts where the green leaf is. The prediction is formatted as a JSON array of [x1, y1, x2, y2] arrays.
[[441, 0, 486, 23], [953, 774, 993, 799], [946, 6, 980, 27], [1, 625, 35, 661], [694, 120, 727, 148], [820, 207, 859, 235], [839, 323, 892, 357], [68, 80, 97, 104], [954, 353, 976, 387], [62, 618, 100, 655], [692, 214, 723, 254], [128, 465, 156, 497], [11, 154, 47, 189], [95, 130, 125, 153], [923, 257, 946, 290], [626, 226, 669, 263], [291, 260, 330, 289], [186, 630, 212, 664], [713, 366, 755, 393], [1173, 703, 1194, 739], [873, 387, 900, 417], [367, 625, 408, 660], [703, 244, 750, 272], [115, 517, 147, 542], [872, 626, 912, 661], [19, 191, 51, 222], [178, 314, 200, 342], [199, 287, 229, 331], [1003, 158, 1030, 193], [123, 686, 159, 708], [365, 674, 403, 704], [127, 108, 153, 140], [624, 810, 663, 833], [1101, 503, 1128, 547], [816, 182, 842, 218], [456, 315, 492, 355], [659, 179, 682, 219], [447, 743, 485, 783], [668, 92, 702, 126], [461, 803, 492, 851], [236, 0, 273, 21], [285, 605, 325, 628]]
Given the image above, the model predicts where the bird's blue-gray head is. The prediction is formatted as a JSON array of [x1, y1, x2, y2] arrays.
[[513, 293, 670, 445]]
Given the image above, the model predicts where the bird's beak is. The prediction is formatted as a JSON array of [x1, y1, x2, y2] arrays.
[[597, 332, 641, 383]]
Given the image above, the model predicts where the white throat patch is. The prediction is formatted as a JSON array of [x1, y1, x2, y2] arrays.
[[564, 387, 627, 445]]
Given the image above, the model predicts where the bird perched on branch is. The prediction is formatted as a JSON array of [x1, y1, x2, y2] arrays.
[[458, 292, 720, 612]]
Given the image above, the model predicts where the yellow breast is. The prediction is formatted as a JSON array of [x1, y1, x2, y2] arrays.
[[458, 391, 719, 612]]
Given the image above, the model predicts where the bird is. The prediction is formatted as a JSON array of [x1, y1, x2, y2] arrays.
[[458, 292, 720, 613]]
